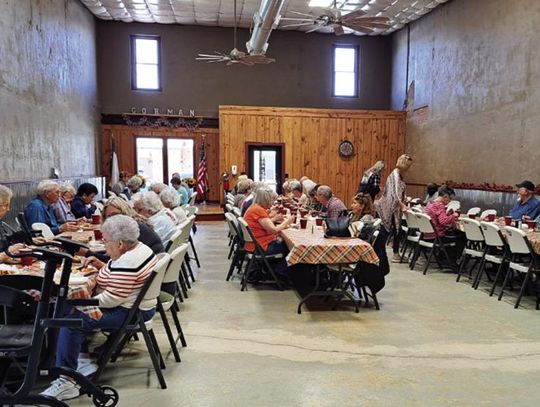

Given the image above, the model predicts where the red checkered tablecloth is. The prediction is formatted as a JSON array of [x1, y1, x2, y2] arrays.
[[280, 227, 379, 266]]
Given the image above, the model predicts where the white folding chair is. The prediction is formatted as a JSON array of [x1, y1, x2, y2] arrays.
[[447, 200, 461, 213], [498, 227, 540, 309], [31, 223, 54, 239], [401, 210, 421, 264], [478, 222, 509, 293], [188, 191, 197, 206], [455, 218, 485, 284], [480, 209, 497, 220], [467, 207, 481, 216]]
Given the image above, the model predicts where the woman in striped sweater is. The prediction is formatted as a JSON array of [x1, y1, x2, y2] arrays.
[[42, 215, 159, 401]]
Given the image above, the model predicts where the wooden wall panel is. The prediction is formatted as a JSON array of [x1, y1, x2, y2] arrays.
[[219, 105, 406, 205], [101, 125, 220, 202]]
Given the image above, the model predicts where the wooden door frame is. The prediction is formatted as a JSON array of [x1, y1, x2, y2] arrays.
[[245, 142, 286, 193]]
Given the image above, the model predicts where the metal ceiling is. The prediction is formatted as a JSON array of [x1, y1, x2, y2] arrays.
[[79, 0, 449, 36]]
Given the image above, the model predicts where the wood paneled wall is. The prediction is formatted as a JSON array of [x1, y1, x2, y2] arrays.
[[219, 106, 406, 204], [101, 125, 220, 202]]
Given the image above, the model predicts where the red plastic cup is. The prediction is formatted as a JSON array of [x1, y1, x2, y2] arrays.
[[526, 220, 536, 230], [300, 210, 308, 218], [486, 214, 496, 222], [468, 214, 477, 219], [299, 218, 307, 229], [93, 230, 103, 240], [315, 217, 323, 226], [21, 257, 33, 267], [504, 216, 512, 226], [92, 214, 101, 224]]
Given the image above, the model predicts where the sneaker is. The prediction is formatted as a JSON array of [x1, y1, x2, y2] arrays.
[[77, 358, 98, 377], [391, 254, 401, 263], [40, 377, 80, 401]]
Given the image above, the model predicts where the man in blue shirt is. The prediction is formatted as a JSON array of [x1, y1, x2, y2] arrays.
[[509, 180, 540, 220], [170, 177, 189, 205], [24, 180, 78, 235]]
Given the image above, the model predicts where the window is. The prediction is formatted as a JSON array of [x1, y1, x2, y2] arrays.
[[131, 35, 161, 91], [136, 137, 194, 186], [333, 45, 358, 97]]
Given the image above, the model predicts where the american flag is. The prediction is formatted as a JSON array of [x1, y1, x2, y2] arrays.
[[196, 137, 208, 198]]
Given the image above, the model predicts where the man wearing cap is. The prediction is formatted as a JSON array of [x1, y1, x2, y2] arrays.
[[508, 180, 540, 220]]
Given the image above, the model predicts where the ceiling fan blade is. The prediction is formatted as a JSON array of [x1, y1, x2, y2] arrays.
[[279, 17, 313, 21], [359, 22, 390, 29], [280, 22, 317, 29], [197, 53, 223, 58], [340, 9, 367, 20], [289, 10, 316, 18], [351, 17, 390, 23], [333, 25, 345, 36], [305, 25, 322, 34], [342, 23, 373, 34]]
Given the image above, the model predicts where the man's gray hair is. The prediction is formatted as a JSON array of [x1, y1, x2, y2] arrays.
[[160, 187, 180, 209], [127, 176, 142, 189], [132, 191, 163, 214], [302, 179, 316, 196], [101, 214, 140, 244], [151, 182, 167, 194], [0, 185, 13, 201], [59, 182, 76, 195], [253, 187, 276, 208], [317, 185, 333, 199], [289, 180, 302, 193], [236, 179, 253, 194], [37, 180, 59, 196]]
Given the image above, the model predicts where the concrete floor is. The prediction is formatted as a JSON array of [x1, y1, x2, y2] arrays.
[[70, 221, 540, 406]]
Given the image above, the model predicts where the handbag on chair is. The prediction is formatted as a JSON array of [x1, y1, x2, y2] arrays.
[[324, 215, 351, 238]]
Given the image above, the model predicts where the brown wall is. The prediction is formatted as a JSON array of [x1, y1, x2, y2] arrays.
[[101, 126, 220, 202], [391, 0, 540, 187], [219, 106, 406, 204], [0, 0, 98, 181], [96, 22, 392, 118]]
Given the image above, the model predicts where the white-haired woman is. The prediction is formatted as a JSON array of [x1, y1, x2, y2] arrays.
[[132, 191, 177, 245], [0, 185, 28, 262], [240, 181, 264, 216], [24, 180, 78, 235], [243, 187, 294, 280], [234, 178, 253, 208], [358, 160, 385, 201], [51, 182, 76, 224], [159, 187, 187, 222], [41, 215, 159, 401], [127, 175, 143, 194]]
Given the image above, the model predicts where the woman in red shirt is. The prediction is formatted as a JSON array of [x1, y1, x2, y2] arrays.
[[243, 187, 294, 278]]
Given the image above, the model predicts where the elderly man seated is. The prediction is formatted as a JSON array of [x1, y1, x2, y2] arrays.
[[24, 180, 78, 235], [132, 191, 177, 245], [289, 180, 310, 206], [316, 185, 347, 219], [509, 180, 540, 220], [41, 215, 159, 401]]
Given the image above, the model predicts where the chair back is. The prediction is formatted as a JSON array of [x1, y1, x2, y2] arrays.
[[162, 244, 189, 284], [404, 210, 419, 230], [461, 218, 484, 242], [188, 192, 197, 206], [349, 221, 363, 237], [504, 226, 532, 255], [372, 218, 382, 228], [410, 206, 424, 213], [185, 205, 198, 216], [166, 228, 184, 254], [447, 200, 461, 212], [480, 222, 505, 247], [107, 191, 117, 198], [177, 218, 193, 244], [144, 253, 171, 301], [224, 212, 239, 238], [480, 209, 497, 220], [414, 213, 435, 234], [225, 204, 233, 213], [32, 223, 54, 238], [467, 207, 481, 216], [94, 202, 104, 213], [237, 217, 254, 243], [119, 193, 129, 201], [232, 207, 241, 218]]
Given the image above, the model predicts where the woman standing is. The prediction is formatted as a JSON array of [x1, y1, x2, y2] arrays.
[[357, 160, 385, 201], [375, 154, 413, 263]]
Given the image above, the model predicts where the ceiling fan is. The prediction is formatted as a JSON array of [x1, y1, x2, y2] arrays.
[[280, 0, 390, 36], [196, 0, 275, 66]]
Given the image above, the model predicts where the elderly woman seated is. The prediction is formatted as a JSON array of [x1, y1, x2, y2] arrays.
[[233, 178, 253, 208], [71, 183, 99, 219], [127, 175, 143, 195], [0, 185, 28, 261], [243, 187, 294, 280], [41, 215, 159, 401], [348, 193, 377, 238], [132, 191, 177, 246], [159, 187, 187, 223], [51, 182, 77, 224], [101, 197, 164, 255]]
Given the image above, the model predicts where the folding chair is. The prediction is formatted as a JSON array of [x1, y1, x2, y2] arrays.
[[31, 223, 55, 239], [480, 209, 497, 220], [477, 222, 509, 292], [232, 207, 241, 218], [158, 244, 190, 363], [401, 210, 421, 264], [498, 227, 540, 309], [188, 192, 197, 206], [94, 253, 171, 389], [467, 207, 481, 217], [410, 213, 457, 274], [456, 218, 485, 283], [237, 218, 285, 291]]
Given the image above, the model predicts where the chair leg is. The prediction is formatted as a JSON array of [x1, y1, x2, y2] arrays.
[[170, 307, 187, 347], [189, 235, 201, 269], [456, 254, 469, 282], [181, 261, 192, 289], [185, 256, 196, 283], [139, 323, 167, 389], [498, 267, 513, 301], [472, 257, 487, 290], [423, 248, 435, 275], [226, 249, 239, 281], [409, 245, 421, 270], [241, 256, 254, 291], [514, 272, 531, 309], [261, 256, 284, 291], [158, 302, 181, 362], [489, 261, 505, 297]]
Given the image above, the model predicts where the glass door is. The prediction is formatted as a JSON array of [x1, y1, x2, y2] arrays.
[[247, 144, 283, 194], [136, 138, 164, 185]]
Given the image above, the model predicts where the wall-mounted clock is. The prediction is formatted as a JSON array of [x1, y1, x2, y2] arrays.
[[339, 140, 355, 158]]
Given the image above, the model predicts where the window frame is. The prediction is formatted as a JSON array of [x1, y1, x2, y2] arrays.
[[131, 35, 162, 92], [332, 44, 359, 98]]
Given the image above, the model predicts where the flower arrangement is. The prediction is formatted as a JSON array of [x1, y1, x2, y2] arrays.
[[182, 177, 197, 188]]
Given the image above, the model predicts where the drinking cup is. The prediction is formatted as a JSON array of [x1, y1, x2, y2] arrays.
[[93, 230, 103, 240], [91, 214, 101, 224], [526, 220, 536, 230], [21, 257, 33, 267], [300, 218, 308, 229], [486, 214, 496, 222], [315, 217, 323, 227], [504, 216, 512, 226]]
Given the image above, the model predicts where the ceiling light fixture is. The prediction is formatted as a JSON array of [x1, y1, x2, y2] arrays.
[[308, 0, 332, 7]]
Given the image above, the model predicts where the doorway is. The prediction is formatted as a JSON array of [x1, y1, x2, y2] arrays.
[[247, 144, 284, 194]]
